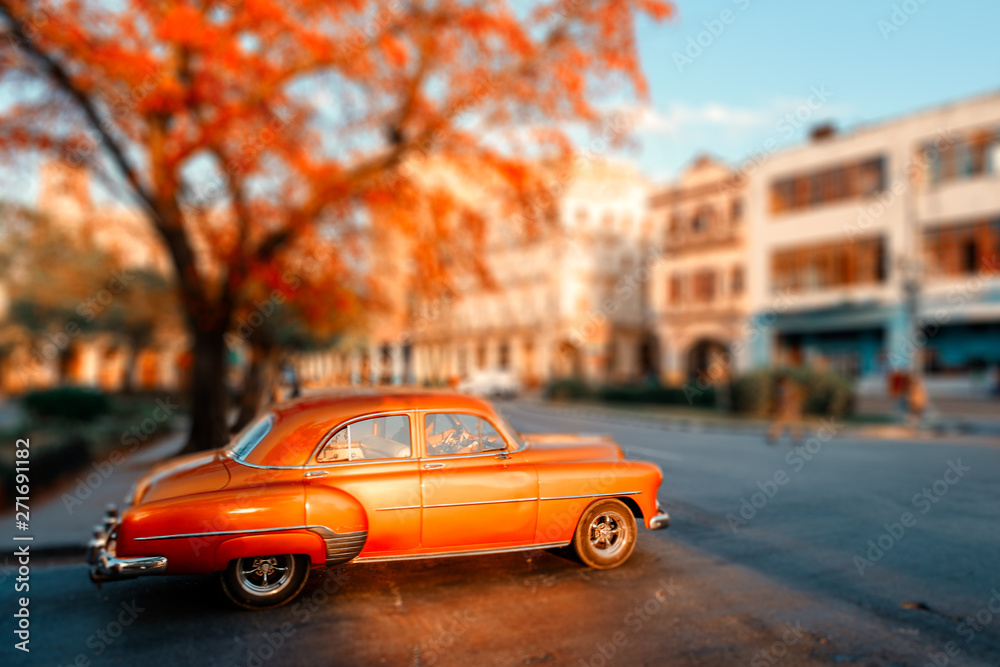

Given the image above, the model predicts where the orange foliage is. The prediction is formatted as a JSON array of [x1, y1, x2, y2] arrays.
[[0, 0, 672, 443]]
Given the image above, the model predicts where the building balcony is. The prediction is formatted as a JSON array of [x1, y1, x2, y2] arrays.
[[663, 225, 743, 254], [916, 174, 1000, 224]]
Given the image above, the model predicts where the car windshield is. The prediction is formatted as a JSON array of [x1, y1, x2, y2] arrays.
[[494, 413, 524, 448], [226, 413, 274, 460]]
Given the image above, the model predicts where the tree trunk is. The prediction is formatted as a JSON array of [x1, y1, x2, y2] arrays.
[[231, 340, 280, 433], [181, 327, 231, 453]]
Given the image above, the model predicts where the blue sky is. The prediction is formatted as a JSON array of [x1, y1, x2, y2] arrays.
[[3, 1, 998, 202], [625, 0, 1000, 183]]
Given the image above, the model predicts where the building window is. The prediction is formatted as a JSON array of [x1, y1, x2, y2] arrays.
[[925, 128, 1000, 185], [669, 274, 683, 305], [498, 342, 510, 370], [730, 199, 743, 223], [691, 206, 715, 234], [731, 266, 744, 295], [692, 270, 716, 303], [772, 237, 886, 293], [924, 219, 1000, 276], [667, 214, 680, 243], [770, 155, 887, 215]]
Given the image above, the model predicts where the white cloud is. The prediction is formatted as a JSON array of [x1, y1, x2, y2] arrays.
[[624, 97, 852, 139], [625, 102, 771, 136]]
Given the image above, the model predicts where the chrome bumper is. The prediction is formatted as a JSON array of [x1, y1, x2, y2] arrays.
[[88, 505, 167, 583], [649, 500, 671, 530]]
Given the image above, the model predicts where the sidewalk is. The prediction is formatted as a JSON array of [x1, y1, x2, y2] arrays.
[[4, 432, 186, 555], [513, 398, 1000, 441]]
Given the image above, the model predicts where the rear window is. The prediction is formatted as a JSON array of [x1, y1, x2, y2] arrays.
[[227, 413, 274, 460]]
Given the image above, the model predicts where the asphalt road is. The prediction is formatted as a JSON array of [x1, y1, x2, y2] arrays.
[[4, 401, 1000, 667]]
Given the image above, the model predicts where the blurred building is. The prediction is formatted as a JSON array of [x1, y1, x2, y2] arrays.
[[648, 155, 747, 385], [297, 158, 664, 389], [0, 163, 187, 394], [411, 159, 659, 388], [746, 91, 1000, 396]]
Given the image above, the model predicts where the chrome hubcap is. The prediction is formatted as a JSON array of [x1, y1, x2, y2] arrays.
[[237, 555, 293, 596], [589, 511, 628, 557]]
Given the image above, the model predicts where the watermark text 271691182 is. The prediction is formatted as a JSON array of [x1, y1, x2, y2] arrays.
[[13, 437, 32, 653]]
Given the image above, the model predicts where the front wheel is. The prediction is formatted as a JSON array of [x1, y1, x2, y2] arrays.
[[572, 499, 637, 569], [221, 554, 310, 610]]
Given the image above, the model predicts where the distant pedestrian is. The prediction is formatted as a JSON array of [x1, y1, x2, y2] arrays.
[[281, 361, 301, 399], [767, 374, 804, 446], [907, 376, 928, 428]]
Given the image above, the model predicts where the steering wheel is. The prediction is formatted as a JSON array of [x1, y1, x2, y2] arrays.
[[439, 427, 473, 454]]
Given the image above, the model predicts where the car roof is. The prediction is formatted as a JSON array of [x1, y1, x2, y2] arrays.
[[243, 389, 498, 467]]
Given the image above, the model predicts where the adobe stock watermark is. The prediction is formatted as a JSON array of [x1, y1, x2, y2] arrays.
[[683, 287, 799, 404], [877, 0, 932, 40], [337, 1, 404, 57], [672, 0, 753, 73], [18, 269, 136, 383], [886, 255, 997, 372], [569, 246, 667, 348], [59, 599, 145, 666], [183, 109, 298, 214], [750, 620, 808, 667], [414, 610, 478, 665], [727, 418, 841, 533], [853, 459, 970, 576], [844, 128, 955, 242], [720, 85, 834, 198], [578, 578, 681, 667], [922, 588, 1000, 667], [61, 396, 179, 514]]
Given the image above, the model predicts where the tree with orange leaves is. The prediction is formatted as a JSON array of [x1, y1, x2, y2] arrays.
[[0, 0, 672, 451]]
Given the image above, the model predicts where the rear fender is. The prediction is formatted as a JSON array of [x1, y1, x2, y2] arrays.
[[213, 532, 326, 570]]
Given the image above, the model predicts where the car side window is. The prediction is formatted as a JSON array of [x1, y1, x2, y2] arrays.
[[316, 415, 412, 463], [424, 413, 508, 456]]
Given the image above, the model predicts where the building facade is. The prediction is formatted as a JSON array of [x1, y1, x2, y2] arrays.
[[408, 159, 660, 388], [746, 92, 1000, 395], [648, 156, 748, 385]]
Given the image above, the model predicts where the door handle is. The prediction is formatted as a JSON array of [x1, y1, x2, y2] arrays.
[[304, 470, 329, 478], [423, 462, 445, 469]]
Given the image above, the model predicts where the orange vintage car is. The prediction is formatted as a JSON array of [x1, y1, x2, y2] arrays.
[[88, 391, 669, 609]]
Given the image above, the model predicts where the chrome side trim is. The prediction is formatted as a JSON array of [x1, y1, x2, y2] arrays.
[[418, 448, 511, 463], [307, 458, 415, 469], [231, 458, 304, 471], [353, 541, 570, 564], [307, 527, 368, 566], [374, 505, 421, 511], [135, 524, 369, 566], [539, 491, 642, 501], [424, 497, 536, 509], [135, 525, 313, 541]]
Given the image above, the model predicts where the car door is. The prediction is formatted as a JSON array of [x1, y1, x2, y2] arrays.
[[419, 411, 538, 549], [303, 412, 421, 556]]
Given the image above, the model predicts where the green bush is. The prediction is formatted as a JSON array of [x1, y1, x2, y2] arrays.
[[730, 367, 855, 418], [544, 378, 593, 401], [22, 386, 112, 422]]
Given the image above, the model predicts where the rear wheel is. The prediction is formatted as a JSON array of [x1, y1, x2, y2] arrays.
[[221, 554, 310, 610], [572, 498, 637, 569]]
